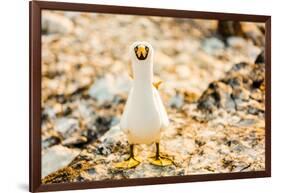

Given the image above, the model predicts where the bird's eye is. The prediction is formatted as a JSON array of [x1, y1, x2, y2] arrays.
[[134, 47, 138, 52], [145, 47, 149, 51]]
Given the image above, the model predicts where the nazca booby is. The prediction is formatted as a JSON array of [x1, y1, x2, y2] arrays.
[[115, 41, 173, 168]]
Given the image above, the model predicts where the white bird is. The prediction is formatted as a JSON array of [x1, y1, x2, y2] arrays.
[[116, 41, 173, 169]]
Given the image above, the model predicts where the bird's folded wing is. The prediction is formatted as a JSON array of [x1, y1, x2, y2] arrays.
[[153, 88, 170, 130], [153, 80, 163, 90]]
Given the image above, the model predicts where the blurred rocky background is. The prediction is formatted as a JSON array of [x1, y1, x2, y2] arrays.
[[41, 10, 266, 183]]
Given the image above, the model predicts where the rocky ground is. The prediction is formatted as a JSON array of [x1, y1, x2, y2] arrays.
[[41, 10, 266, 183]]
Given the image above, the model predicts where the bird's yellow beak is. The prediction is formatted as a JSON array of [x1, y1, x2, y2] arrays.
[[137, 45, 146, 58], [134, 44, 149, 60]]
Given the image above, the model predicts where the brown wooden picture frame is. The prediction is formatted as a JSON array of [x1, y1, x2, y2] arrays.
[[30, 1, 271, 192]]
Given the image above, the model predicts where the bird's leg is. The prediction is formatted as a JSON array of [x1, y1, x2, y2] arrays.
[[148, 142, 173, 166], [155, 142, 160, 159], [115, 144, 140, 169]]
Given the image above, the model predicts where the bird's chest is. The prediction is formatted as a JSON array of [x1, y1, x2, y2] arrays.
[[127, 87, 160, 127]]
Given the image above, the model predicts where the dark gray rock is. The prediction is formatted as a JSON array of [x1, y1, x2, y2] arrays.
[[198, 56, 265, 115]]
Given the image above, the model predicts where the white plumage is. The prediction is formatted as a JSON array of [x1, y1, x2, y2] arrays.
[[120, 41, 169, 144]]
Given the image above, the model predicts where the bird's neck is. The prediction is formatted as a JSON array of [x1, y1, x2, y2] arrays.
[[132, 61, 153, 87]]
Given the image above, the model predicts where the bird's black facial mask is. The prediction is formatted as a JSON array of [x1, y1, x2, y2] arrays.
[[134, 45, 149, 60]]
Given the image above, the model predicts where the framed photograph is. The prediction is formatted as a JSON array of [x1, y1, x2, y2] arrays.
[[30, 1, 271, 192]]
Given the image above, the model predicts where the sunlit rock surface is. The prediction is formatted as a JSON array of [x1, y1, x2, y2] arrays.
[[41, 11, 266, 183]]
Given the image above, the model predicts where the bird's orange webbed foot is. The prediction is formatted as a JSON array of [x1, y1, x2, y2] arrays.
[[115, 144, 141, 169], [148, 156, 173, 166], [148, 143, 173, 167], [115, 156, 140, 169]]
